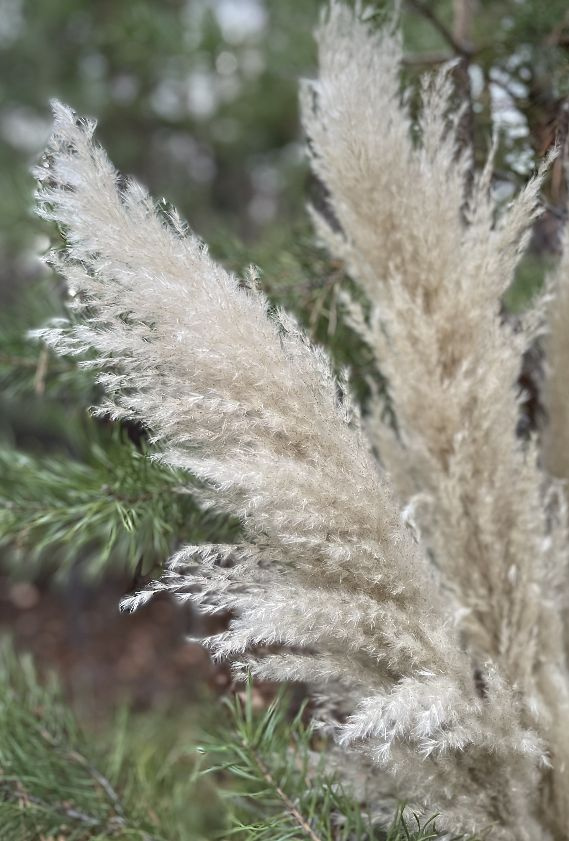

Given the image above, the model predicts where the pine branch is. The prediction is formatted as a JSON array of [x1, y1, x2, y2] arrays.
[[198, 680, 448, 841], [0, 645, 150, 840], [0, 281, 94, 402], [0, 430, 238, 577], [0, 642, 223, 841], [246, 748, 324, 841]]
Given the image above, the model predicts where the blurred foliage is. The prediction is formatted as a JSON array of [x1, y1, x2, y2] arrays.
[[0, 0, 321, 269], [0, 282, 237, 580], [1, 0, 569, 576], [0, 0, 323, 578], [0, 281, 96, 446], [0, 647, 456, 841], [0, 641, 223, 840], [0, 430, 237, 580]]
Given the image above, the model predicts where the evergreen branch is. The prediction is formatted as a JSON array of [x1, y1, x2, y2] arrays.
[[199, 680, 447, 841], [0, 642, 224, 841], [0, 645, 148, 840], [0, 282, 95, 402], [0, 778, 121, 833], [246, 747, 324, 841], [39, 721, 126, 823], [67, 749, 125, 820], [0, 431, 237, 576]]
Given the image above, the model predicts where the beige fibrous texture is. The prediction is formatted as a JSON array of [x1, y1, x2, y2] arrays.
[[33, 4, 569, 839], [303, 6, 569, 837]]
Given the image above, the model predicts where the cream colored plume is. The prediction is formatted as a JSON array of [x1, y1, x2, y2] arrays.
[[31, 3, 569, 836], [302, 5, 569, 835]]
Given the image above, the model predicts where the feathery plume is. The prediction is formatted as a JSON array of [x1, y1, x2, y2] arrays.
[[302, 7, 569, 834], [31, 4, 569, 835]]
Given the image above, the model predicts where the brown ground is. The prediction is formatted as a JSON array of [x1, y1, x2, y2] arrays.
[[0, 572, 232, 720]]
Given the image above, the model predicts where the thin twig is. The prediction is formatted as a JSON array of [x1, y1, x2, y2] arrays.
[[68, 749, 125, 819], [247, 744, 324, 841], [0, 353, 68, 372], [406, 0, 474, 57], [489, 73, 528, 105], [0, 778, 102, 828], [0, 775, 161, 841], [0, 354, 44, 369], [40, 726, 127, 823], [33, 347, 49, 396]]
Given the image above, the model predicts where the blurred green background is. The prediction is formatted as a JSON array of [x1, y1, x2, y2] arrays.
[[0, 1, 568, 837]]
